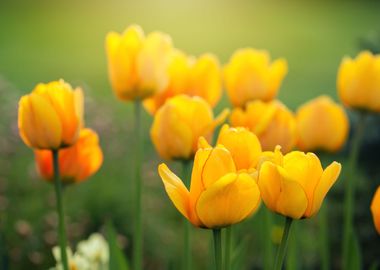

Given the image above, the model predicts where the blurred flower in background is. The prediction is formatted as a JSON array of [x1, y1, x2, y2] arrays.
[[105, 24, 173, 102], [371, 186, 380, 234], [230, 100, 297, 153], [34, 128, 103, 184], [144, 50, 222, 114], [337, 50, 380, 112], [18, 80, 83, 150], [223, 48, 287, 108], [296, 95, 349, 152], [150, 95, 228, 160]]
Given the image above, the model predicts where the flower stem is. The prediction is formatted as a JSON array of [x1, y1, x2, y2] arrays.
[[274, 217, 293, 270], [52, 149, 69, 270], [133, 100, 143, 270], [225, 226, 232, 270], [342, 112, 367, 269], [181, 160, 192, 270], [213, 229, 222, 270], [319, 204, 330, 270]]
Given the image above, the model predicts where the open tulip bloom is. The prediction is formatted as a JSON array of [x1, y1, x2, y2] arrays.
[[257, 146, 341, 269]]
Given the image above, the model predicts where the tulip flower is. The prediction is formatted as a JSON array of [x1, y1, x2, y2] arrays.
[[18, 80, 83, 150], [296, 95, 349, 152], [224, 48, 288, 108], [337, 50, 380, 112], [258, 146, 341, 219], [230, 100, 297, 153], [158, 137, 261, 228], [151, 95, 229, 160], [105, 24, 173, 102], [216, 124, 262, 171], [144, 50, 222, 114], [35, 128, 103, 184], [371, 186, 380, 234]]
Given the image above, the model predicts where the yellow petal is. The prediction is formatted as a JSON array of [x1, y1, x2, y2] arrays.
[[196, 172, 261, 228], [217, 124, 262, 170], [257, 161, 282, 212], [19, 94, 62, 149], [371, 187, 380, 234], [158, 164, 195, 224], [308, 161, 341, 217]]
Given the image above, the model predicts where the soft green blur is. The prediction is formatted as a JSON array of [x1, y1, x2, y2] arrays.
[[1, 0, 380, 269]]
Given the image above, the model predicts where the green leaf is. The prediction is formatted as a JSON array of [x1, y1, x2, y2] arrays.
[[348, 233, 362, 270], [106, 222, 130, 270]]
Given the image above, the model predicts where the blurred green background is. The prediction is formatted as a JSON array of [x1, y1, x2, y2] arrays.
[[1, 0, 380, 269]]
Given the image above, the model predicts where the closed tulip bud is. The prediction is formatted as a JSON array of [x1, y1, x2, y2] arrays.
[[230, 100, 297, 153], [224, 48, 287, 108], [18, 80, 83, 150], [371, 186, 380, 234], [151, 95, 229, 160], [144, 50, 222, 114], [258, 146, 341, 219], [337, 51, 380, 112], [105, 25, 173, 101], [35, 129, 103, 184], [158, 138, 261, 228], [216, 124, 262, 171], [296, 95, 349, 152]]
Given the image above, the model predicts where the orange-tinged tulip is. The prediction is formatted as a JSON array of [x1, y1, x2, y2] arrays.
[[337, 51, 380, 112], [151, 95, 229, 160], [35, 128, 103, 184], [158, 138, 261, 228], [224, 48, 288, 108], [230, 100, 297, 153], [144, 50, 222, 114], [257, 146, 341, 219], [18, 80, 83, 150], [105, 25, 173, 101], [371, 186, 380, 234], [296, 95, 349, 152], [216, 124, 262, 171]]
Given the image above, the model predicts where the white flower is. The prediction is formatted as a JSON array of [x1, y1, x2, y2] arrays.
[[77, 233, 109, 264]]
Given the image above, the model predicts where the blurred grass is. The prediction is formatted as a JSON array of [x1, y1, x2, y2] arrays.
[[1, 0, 380, 269]]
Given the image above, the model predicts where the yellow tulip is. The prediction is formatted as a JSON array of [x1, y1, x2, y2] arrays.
[[257, 146, 341, 219], [105, 25, 173, 101], [35, 128, 103, 184], [151, 95, 229, 160], [230, 100, 297, 153], [296, 95, 349, 152], [144, 50, 222, 114], [224, 48, 288, 108], [216, 124, 262, 171], [371, 186, 380, 234], [18, 80, 83, 150], [337, 51, 380, 112], [158, 138, 261, 228]]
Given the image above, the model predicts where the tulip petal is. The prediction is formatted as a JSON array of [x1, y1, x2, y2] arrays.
[[258, 161, 282, 211], [371, 187, 380, 234], [19, 94, 62, 149], [309, 161, 341, 217], [196, 172, 261, 228], [158, 164, 193, 223]]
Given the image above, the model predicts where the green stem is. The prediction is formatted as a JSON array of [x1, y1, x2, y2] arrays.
[[263, 209, 274, 270], [342, 112, 367, 269], [181, 160, 192, 270], [319, 204, 330, 270], [133, 100, 143, 270], [213, 229, 222, 270], [52, 150, 69, 270], [274, 217, 293, 270], [225, 226, 232, 270]]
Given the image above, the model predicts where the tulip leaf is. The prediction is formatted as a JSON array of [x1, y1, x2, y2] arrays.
[[106, 222, 130, 270]]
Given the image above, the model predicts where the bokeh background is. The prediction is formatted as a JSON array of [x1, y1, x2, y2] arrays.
[[1, 0, 380, 269]]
